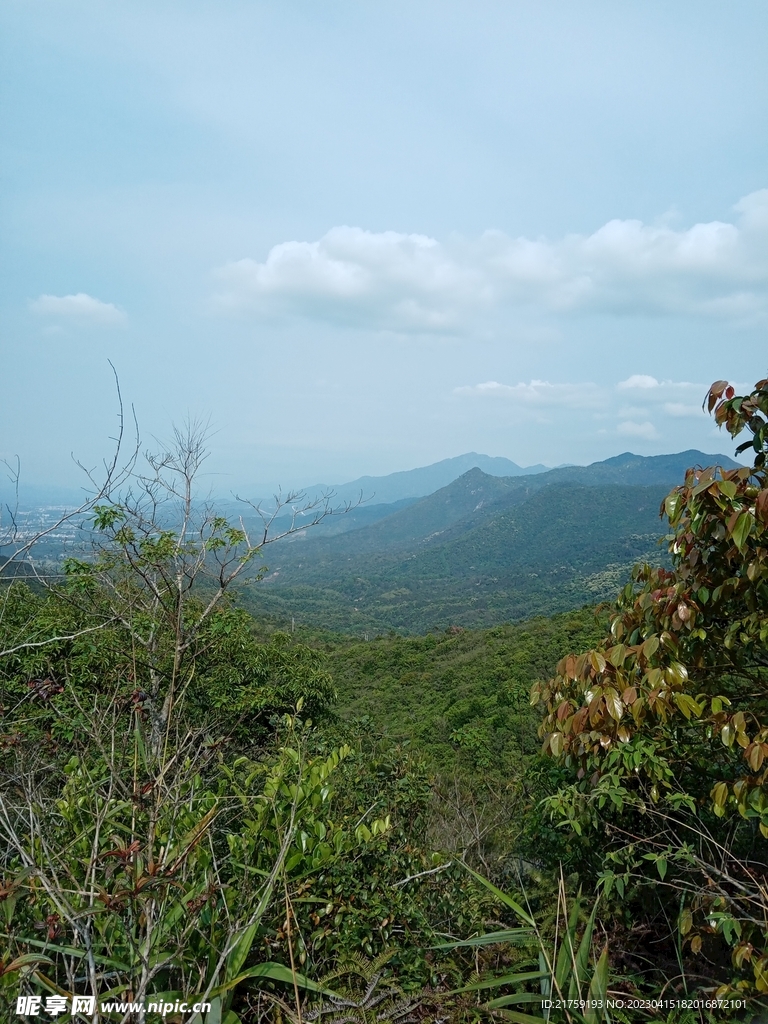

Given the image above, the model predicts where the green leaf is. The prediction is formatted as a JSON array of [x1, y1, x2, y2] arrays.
[[15, 937, 129, 971], [434, 928, 533, 949], [718, 480, 737, 499], [731, 511, 753, 551], [712, 781, 728, 809], [667, 661, 689, 685], [584, 946, 609, 1024], [486, 1011, 547, 1024], [664, 493, 682, 520], [208, 962, 333, 999], [673, 692, 702, 720], [225, 921, 259, 982], [2, 954, 54, 973], [642, 635, 659, 659], [452, 971, 547, 994], [206, 998, 223, 1024], [459, 863, 535, 927], [554, 896, 582, 992], [604, 689, 623, 723], [486, 993, 549, 1006], [573, 898, 600, 988], [608, 644, 627, 668]]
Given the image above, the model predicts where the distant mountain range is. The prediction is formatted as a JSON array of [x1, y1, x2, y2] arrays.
[[240, 449, 741, 633], [306, 452, 550, 506], [5, 448, 743, 636]]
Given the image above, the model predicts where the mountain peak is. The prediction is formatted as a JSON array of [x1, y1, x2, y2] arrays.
[[308, 453, 548, 506], [589, 449, 742, 474]]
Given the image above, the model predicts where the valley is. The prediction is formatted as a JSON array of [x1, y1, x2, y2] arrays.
[[240, 448, 738, 633]]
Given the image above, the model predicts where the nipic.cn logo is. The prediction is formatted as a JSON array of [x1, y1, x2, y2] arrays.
[[16, 995, 93, 1016], [15, 995, 212, 1017]]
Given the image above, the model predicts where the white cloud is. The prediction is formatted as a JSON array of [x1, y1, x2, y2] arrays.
[[664, 402, 705, 418], [453, 379, 599, 408], [31, 293, 127, 326], [618, 374, 660, 389], [455, 376, 715, 443], [214, 227, 484, 331], [618, 420, 660, 440], [617, 376, 702, 398], [213, 188, 768, 332], [614, 378, 707, 432]]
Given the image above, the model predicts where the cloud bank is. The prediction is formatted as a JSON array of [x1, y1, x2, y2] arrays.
[[453, 379, 601, 408], [31, 293, 127, 326], [214, 189, 768, 332], [454, 375, 710, 445]]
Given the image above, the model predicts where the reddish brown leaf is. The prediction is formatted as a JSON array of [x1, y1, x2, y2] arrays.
[[707, 381, 729, 412]]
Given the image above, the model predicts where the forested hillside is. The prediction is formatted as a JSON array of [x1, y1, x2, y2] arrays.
[[1, 383, 766, 1022], [242, 449, 738, 634], [247, 482, 669, 631], [320, 607, 607, 774]]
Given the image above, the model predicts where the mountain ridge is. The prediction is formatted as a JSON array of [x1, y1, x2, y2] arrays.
[[263, 448, 740, 559], [305, 452, 549, 506], [241, 448, 741, 633]]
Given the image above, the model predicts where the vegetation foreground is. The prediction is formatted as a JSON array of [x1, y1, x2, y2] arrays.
[[1, 376, 767, 1023]]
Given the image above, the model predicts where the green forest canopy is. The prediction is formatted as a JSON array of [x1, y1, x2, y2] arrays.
[[1, 376, 767, 1021]]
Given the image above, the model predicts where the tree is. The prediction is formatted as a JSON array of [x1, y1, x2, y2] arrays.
[[0, 368, 140, 657], [61, 420, 354, 751], [1, 417, 356, 748], [0, 699, 388, 1022], [532, 375, 768, 992], [0, 423, 391, 1024]]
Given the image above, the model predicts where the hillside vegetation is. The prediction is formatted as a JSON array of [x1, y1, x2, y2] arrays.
[[2, 388, 766, 1022], [315, 607, 606, 774], [242, 450, 738, 634], [244, 483, 668, 632]]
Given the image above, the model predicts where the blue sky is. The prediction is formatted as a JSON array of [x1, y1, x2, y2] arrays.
[[1, 1, 766, 496]]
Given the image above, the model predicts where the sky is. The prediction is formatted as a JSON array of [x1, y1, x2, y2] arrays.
[[1, 0, 767, 499]]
